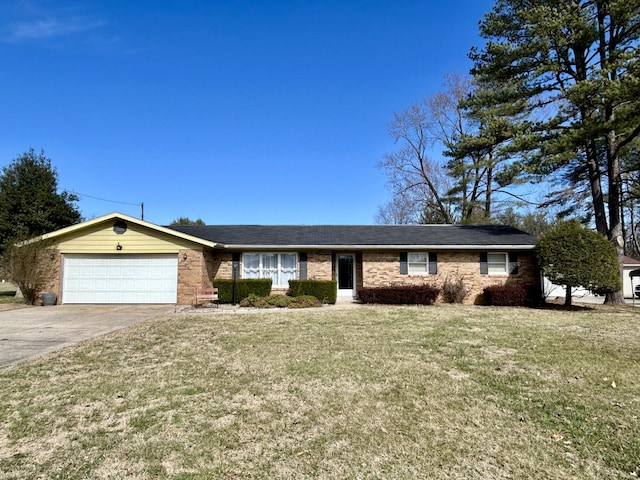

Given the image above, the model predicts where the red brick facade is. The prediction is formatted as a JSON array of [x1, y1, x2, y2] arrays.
[[204, 249, 540, 305]]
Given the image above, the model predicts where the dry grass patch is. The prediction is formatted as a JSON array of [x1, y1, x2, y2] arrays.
[[0, 283, 26, 311], [1, 304, 639, 479]]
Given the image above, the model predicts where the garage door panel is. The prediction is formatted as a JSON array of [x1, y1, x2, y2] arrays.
[[136, 267, 150, 277], [93, 266, 106, 277], [63, 255, 178, 304], [121, 267, 135, 278]]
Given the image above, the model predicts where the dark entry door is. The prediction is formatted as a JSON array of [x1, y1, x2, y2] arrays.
[[337, 254, 355, 297]]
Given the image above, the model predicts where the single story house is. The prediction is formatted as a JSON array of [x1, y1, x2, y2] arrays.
[[38, 212, 540, 305]]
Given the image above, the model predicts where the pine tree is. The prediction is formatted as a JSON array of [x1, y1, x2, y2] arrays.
[[468, 0, 640, 303]]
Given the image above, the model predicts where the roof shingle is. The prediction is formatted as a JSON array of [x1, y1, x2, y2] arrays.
[[165, 224, 537, 249]]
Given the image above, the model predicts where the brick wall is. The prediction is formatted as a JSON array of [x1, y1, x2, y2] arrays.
[[206, 249, 540, 304], [177, 249, 209, 305], [41, 251, 62, 304], [205, 250, 233, 280], [362, 250, 540, 305], [307, 252, 333, 280]]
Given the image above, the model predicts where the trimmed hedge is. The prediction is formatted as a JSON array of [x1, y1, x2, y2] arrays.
[[212, 278, 272, 304], [483, 284, 528, 306], [288, 280, 337, 304], [357, 285, 440, 305]]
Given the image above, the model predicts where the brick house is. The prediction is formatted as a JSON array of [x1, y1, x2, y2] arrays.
[[39, 212, 540, 305]]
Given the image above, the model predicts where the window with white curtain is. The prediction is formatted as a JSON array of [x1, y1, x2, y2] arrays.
[[242, 253, 297, 287]]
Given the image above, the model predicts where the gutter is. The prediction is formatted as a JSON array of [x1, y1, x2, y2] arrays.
[[216, 244, 537, 250]]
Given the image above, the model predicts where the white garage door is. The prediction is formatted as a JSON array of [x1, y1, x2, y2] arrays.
[[62, 255, 178, 304]]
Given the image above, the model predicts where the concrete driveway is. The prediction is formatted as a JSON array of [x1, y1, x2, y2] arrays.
[[0, 304, 173, 367]]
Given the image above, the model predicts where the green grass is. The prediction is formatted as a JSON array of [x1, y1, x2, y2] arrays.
[[0, 283, 23, 307], [1, 304, 639, 479]]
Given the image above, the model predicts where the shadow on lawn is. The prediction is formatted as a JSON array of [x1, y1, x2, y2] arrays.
[[538, 299, 637, 313], [538, 301, 597, 312]]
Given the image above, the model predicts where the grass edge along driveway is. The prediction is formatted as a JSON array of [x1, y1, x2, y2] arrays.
[[1, 304, 639, 479]]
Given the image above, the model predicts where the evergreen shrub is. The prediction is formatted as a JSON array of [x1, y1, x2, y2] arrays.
[[212, 278, 272, 303], [288, 280, 337, 304]]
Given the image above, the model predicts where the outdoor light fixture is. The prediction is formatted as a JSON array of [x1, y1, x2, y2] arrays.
[[183, 253, 188, 260], [116, 243, 123, 251]]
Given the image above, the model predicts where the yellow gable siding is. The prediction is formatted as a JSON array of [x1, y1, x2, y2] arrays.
[[55, 222, 202, 254]]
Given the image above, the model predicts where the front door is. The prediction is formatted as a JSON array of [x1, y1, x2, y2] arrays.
[[337, 254, 355, 298]]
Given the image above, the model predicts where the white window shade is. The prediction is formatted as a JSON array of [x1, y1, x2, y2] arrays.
[[487, 253, 508, 274], [408, 252, 429, 274]]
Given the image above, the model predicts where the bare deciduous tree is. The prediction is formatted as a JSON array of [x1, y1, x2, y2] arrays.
[[378, 93, 455, 224], [1, 237, 56, 305], [378, 73, 508, 224]]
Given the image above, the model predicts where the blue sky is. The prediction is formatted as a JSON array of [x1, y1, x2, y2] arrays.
[[1, 0, 494, 225]]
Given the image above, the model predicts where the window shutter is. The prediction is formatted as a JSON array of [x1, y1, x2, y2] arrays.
[[480, 252, 488, 274], [400, 252, 408, 275], [299, 252, 308, 280], [429, 252, 438, 275], [509, 253, 519, 275]]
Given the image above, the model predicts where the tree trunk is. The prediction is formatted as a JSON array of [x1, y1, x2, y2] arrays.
[[585, 138, 608, 236], [598, 2, 625, 305], [604, 132, 626, 305], [485, 161, 493, 221], [574, 32, 608, 236], [565, 285, 572, 307]]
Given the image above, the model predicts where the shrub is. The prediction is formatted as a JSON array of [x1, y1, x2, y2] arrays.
[[212, 278, 272, 304], [263, 294, 293, 308], [288, 280, 337, 304], [288, 295, 322, 308], [441, 275, 469, 304], [483, 284, 528, 306], [239, 293, 262, 308], [536, 220, 621, 306], [239, 294, 321, 309], [1, 237, 57, 305], [357, 285, 440, 305]]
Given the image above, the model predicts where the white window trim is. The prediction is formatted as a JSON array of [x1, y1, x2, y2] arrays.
[[408, 252, 431, 275], [487, 252, 509, 275], [242, 253, 298, 288]]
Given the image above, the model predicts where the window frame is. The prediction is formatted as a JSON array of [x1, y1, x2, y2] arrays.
[[242, 252, 298, 288], [401, 251, 437, 275], [487, 252, 508, 275], [407, 252, 430, 275]]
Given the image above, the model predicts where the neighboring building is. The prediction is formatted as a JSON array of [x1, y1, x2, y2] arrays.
[[623, 256, 640, 298], [544, 255, 640, 300], [38, 212, 540, 305]]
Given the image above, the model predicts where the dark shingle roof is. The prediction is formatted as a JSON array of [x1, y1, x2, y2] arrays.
[[166, 224, 537, 249]]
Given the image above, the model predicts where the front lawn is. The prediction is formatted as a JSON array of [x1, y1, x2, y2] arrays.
[[0, 283, 24, 310], [1, 305, 638, 479]]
